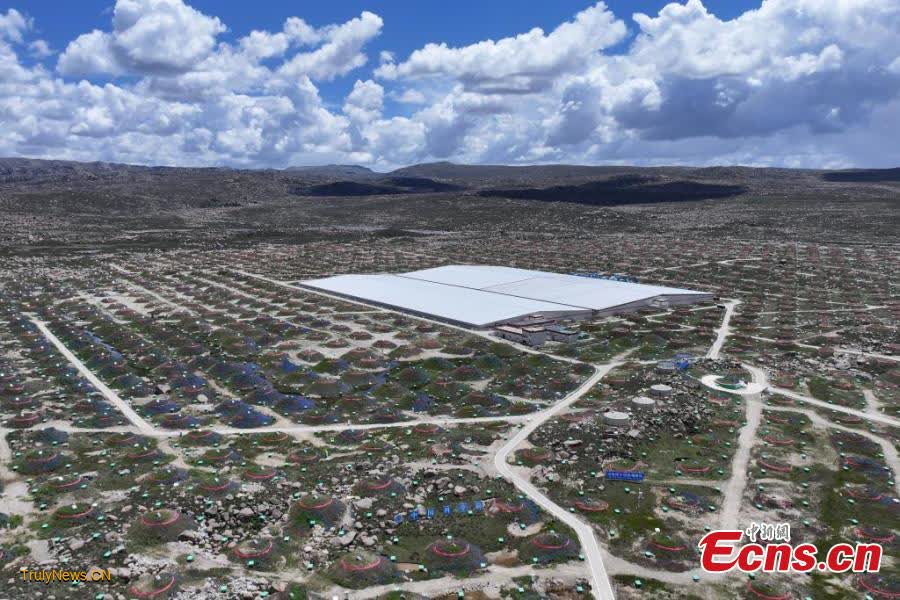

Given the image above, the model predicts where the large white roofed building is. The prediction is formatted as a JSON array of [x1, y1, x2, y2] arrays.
[[300, 272, 587, 328], [301, 265, 713, 329]]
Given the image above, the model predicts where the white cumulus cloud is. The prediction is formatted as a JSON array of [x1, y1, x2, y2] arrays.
[[1, 0, 899, 169], [376, 2, 627, 94], [59, 0, 225, 76], [0, 8, 29, 43]]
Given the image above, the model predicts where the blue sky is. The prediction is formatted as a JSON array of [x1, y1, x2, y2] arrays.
[[2, 0, 899, 168], [16, 1, 758, 103], [20, 1, 756, 56]]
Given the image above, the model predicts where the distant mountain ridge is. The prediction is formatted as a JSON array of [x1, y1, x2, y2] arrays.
[[283, 164, 378, 179], [0, 157, 897, 214]]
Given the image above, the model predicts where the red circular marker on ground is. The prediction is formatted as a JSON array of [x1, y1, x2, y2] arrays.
[[298, 495, 334, 510], [186, 430, 216, 439], [50, 475, 84, 490], [846, 487, 883, 501], [532, 535, 570, 550], [430, 541, 471, 558], [126, 448, 158, 460], [746, 581, 791, 600], [140, 510, 180, 527], [360, 441, 390, 452], [287, 450, 320, 463], [856, 575, 900, 598], [199, 478, 232, 492], [27, 451, 59, 464], [854, 527, 895, 543], [55, 504, 94, 520], [574, 499, 608, 512], [681, 465, 712, 473], [233, 540, 274, 559], [8, 412, 40, 426], [339, 556, 383, 572], [650, 539, 686, 552], [129, 573, 176, 599], [762, 435, 794, 446], [493, 500, 524, 513], [363, 478, 393, 491], [244, 468, 276, 481], [758, 459, 792, 473]]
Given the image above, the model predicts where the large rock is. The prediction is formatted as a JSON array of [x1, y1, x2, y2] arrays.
[[338, 531, 357, 546]]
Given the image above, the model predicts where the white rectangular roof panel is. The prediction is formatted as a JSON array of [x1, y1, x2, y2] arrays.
[[401, 265, 547, 290], [402, 265, 710, 311], [300, 273, 584, 327], [482, 276, 703, 311]]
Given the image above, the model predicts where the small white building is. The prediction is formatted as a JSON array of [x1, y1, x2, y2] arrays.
[[494, 325, 548, 347], [649, 297, 671, 310], [603, 411, 631, 428], [650, 383, 673, 397], [545, 325, 579, 343], [632, 396, 656, 411]]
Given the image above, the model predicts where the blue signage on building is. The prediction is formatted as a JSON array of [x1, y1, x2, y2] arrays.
[[605, 470, 645, 482]]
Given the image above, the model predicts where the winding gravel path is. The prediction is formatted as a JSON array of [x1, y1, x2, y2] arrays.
[[494, 364, 618, 600], [713, 367, 765, 532]]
